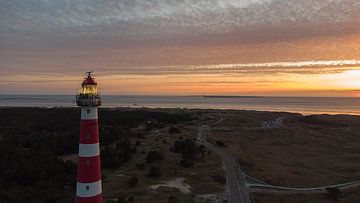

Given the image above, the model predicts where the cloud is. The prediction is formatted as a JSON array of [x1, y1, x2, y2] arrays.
[[0, 0, 360, 96], [1, 0, 359, 43]]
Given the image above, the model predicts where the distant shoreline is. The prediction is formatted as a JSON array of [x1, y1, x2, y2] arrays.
[[201, 95, 265, 98], [0, 106, 359, 116], [1, 95, 359, 115]]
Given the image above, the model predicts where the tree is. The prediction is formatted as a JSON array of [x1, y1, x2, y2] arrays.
[[181, 139, 198, 159], [148, 166, 162, 177], [325, 187, 341, 200], [216, 140, 226, 147], [116, 197, 127, 203], [146, 151, 164, 163], [168, 127, 181, 134], [128, 176, 138, 187], [136, 163, 146, 170], [168, 195, 178, 203], [199, 145, 206, 158], [180, 159, 194, 168], [212, 175, 226, 184]]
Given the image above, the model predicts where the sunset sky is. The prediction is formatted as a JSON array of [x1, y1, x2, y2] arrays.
[[1, 0, 360, 96]]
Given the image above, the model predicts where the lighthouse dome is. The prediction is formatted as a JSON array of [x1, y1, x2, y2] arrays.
[[82, 74, 97, 86]]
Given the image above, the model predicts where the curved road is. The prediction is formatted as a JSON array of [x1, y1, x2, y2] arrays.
[[198, 125, 251, 203]]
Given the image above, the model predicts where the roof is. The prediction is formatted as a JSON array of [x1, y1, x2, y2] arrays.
[[82, 72, 97, 86]]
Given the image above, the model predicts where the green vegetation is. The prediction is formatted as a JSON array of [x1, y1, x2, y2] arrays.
[[215, 140, 226, 147], [127, 176, 138, 187], [325, 187, 342, 200], [168, 126, 181, 134], [146, 151, 165, 163], [101, 139, 137, 169], [148, 166, 162, 177], [171, 138, 200, 168], [0, 107, 192, 203]]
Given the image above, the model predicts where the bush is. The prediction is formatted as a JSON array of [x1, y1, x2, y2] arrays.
[[212, 175, 226, 184], [168, 127, 181, 134], [216, 140, 226, 147], [136, 163, 146, 170], [116, 197, 127, 203], [172, 139, 198, 159], [128, 176, 138, 187], [146, 151, 164, 163], [199, 145, 206, 158], [148, 166, 162, 177], [101, 139, 137, 169], [128, 196, 135, 203], [180, 159, 194, 168], [325, 187, 341, 200], [168, 195, 178, 203]]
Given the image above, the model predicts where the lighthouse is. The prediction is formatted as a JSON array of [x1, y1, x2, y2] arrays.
[[75, 72, 102, 203]]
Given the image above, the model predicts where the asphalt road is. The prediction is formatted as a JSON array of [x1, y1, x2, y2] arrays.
[[198, 125, 251, 203]]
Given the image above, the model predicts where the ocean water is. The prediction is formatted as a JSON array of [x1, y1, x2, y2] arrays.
[[0, 95, 359, 115]]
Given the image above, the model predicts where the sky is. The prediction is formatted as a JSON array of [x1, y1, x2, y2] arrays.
[[0, 0, 360, 96]]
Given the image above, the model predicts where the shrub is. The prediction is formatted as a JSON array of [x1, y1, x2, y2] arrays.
[[325, 187, 341, 200], [148, 166, 161, 177], [116, 197, 127, 203], [216, 140, 226, 147], [180, 159, 194, 168], [168, 195, 178, 203], [172, 139, 198, 159], [128, 196, 135, 203], [146, 151, 164, 163], [128, 176, 138, 187], [136, 163, 146, 170], [212, 175, 226, 184], [169, 127, 181, 134]]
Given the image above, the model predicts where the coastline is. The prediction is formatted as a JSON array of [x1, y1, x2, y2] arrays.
[[1, 95, 360, 116], [0, 105, 360, 116]]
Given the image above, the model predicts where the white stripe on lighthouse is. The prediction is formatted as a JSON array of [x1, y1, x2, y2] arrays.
[[76, 180, 102, 197], [81, 107, 98, 120], [78, 143, 100, 157]]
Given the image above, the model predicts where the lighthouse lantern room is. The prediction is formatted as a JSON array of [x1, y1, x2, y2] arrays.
[[76, 71, 101, 106]]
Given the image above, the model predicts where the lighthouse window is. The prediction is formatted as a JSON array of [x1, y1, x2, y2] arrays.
[[86, 185, 89, 191], [86, 159, 90, 165], [86, 133, 90, 140], [87, 109, 90, 114]]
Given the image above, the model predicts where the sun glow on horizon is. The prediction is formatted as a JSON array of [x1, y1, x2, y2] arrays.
[[1, 64, 359, 97]]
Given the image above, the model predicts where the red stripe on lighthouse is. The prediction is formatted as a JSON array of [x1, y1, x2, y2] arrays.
[[77, 156, 101, 183], [76, 194, 102, 203], [80, 120, 99, 144]]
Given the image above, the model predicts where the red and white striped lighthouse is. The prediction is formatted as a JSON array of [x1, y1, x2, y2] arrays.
[[75, 72, 102, 203]]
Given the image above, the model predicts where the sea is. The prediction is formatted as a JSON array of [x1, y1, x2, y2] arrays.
[[0, 95, 359, 115]]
